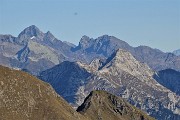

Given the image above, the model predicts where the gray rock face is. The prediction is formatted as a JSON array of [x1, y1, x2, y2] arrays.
[[1, 26, 180, 74], [72, 35, 180, 72], [39, 49, 180, 120], [17, 25, 44, 45], [72, 35, 133, 63], [133, 46, 180, 72], [154, 69, 180, 95], [173, 49, 180, 56], [0, 25, 74, 75]]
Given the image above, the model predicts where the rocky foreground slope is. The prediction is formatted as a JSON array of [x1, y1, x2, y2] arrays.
[[77, 90, 154, 120], [39, 49, 180, 120], [0, 65, 87, 120]]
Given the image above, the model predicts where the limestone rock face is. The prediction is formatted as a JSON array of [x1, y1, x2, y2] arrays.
[[39, 49, 180, 120]]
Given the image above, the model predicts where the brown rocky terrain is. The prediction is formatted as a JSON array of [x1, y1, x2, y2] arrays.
[[77, 90, 155, 120], [0, 65, 87, 120]]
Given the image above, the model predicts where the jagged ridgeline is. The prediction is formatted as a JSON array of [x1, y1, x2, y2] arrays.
[[0, 65, 154, 120], [0, 25, 180, 76]]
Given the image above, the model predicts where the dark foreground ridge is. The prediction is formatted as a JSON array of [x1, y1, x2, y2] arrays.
[[77, 90, 155, 120]]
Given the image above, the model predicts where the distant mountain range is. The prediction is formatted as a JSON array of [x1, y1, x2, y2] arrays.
[[0, 65, 153, 120], [173, 49, 180, 56], [1, 25, 180, 120], [1, 25, 180, 75]]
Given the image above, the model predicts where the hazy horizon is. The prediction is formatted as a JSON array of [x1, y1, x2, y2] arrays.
[[0, 0, 179, 52]]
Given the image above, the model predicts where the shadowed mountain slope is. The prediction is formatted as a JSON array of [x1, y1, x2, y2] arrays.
[[154, 69, 180, 95]]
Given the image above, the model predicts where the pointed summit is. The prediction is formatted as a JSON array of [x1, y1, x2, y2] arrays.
[[72, 35, 92, 51], [77, 90, 155, 120], [44, 31, 56, 42], [100, 49, 154, 78], [17, 25, 44, 44], [79, 35, 92, 49], [18, 25, 43, 37]]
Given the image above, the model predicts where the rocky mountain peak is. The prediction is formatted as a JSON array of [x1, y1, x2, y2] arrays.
[[18, 25, 43, 37], [77, 90, 155, 120], [78, 35, 92, 49], [44, 31, 56, 41], [100, 49, 154, 78], [101, 49, 136, 66], [17, 25, 44, 44]]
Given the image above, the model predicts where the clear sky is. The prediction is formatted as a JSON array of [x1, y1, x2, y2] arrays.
[[0, 0, 179, 52]]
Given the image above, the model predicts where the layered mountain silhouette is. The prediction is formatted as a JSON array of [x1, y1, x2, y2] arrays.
[[39, 49, 180, 120], [0, 25, 74, 75], [72, 35, 180, 72], [0, 65, 153, 120], [1, 25, 180, 75]]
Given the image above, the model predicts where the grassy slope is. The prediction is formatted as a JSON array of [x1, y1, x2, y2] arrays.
[[0, 65, 87, 120]]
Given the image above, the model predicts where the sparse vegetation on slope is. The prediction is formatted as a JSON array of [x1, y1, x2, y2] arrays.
[[77, 90, 155, 120], [0, 65, 87, 120]]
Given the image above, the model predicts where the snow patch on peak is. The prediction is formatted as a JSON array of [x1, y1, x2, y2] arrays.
[[30, 36, 36, 39]]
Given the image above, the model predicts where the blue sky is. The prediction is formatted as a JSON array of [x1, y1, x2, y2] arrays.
[[0, 0, 179, 52]]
